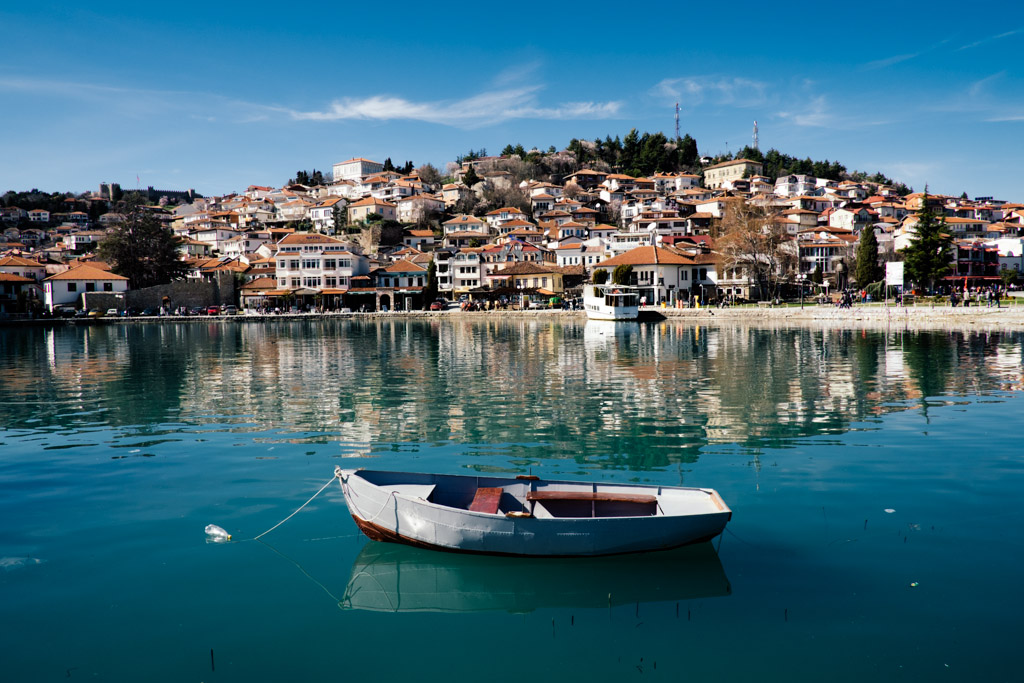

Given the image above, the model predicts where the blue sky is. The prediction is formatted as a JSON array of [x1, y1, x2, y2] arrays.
[[2, 1, 1022, 201]]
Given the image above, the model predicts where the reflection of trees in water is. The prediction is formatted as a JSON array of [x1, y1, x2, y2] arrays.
[[2, 323, 1022, 468]]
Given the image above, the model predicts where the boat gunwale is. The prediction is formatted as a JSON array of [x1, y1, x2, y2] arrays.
[[342, 469, 730, 521]]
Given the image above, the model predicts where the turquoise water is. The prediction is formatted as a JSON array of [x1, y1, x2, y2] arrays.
[[1, 320, 1022, 681]]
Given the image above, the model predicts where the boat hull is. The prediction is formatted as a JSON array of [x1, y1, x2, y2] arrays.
[[339, 470, 731, 557]]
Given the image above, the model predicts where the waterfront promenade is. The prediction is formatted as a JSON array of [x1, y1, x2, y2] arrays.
[[6, 297, 1024, 332]]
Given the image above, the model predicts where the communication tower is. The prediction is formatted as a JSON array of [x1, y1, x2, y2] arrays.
[[753, 120, 759, 150], [675, 102, 680, 140]]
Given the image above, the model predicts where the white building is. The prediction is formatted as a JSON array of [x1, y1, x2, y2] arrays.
[[274, 233, 368, 291], [332, 157, 384, 183], [42, 264, 128, 310]]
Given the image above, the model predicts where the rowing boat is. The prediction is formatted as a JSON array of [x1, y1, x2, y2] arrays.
[[336, 468, 731, 557]]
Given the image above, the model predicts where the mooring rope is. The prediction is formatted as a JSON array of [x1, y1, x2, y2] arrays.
[[252, 470, 341, 541]]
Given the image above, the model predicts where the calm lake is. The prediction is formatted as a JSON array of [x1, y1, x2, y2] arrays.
[[1, 319, 1022, 682]]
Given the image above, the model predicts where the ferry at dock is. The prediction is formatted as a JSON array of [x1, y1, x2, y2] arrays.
[[583, 284, 640, 321]]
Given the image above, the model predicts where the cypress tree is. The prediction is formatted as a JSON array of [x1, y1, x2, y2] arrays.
[[901, 188, 953, 291], [855, 227, 882, 286]]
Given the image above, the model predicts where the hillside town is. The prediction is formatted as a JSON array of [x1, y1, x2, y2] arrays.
[[2, 150, 1023, 317]]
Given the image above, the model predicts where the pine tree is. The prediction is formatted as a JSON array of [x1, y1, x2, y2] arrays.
[[901, 188, 953, 292], [462, 165, 480, 187], [855, 227, 882, 286], [98, 200, 189, 289]]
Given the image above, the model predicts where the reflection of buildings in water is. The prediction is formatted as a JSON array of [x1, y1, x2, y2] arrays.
[[18, 322, 1024, 456]]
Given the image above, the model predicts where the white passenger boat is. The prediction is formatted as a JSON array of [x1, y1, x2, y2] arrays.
[[341, 540, 731, 613], [336, 468, 731, 557], [583, 284, 640, 321]]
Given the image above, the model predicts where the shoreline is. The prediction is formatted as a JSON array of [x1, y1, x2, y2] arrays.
[[5, 302, 1024, 332]]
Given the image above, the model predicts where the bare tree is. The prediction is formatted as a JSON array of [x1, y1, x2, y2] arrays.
[[563, 181, 583, 200], [416, 163, 442, 188], [716, 200, 793, 301]]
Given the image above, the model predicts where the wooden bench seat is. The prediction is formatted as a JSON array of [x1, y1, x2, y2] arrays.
[[526, 490, 657, 505], [468, 487, 503, 514]]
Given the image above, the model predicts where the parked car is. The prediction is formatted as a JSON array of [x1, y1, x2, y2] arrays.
[[55, 306, 77, 318], [87, 308, 104, 318], [139, 307, 157, 317], [221, 305, 238, 315], [207, 305, 221, 315], [106, 308, 120, 317], [429, 300, 446, 311]]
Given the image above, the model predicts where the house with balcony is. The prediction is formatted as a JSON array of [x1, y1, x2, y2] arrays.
[[592, 245, 718, 305], [451, 250, 484, 293], [396, 194, 444, 224], [310, 197, 347, 234], [274, 233, 368, 292]]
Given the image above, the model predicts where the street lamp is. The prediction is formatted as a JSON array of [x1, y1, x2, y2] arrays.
[[797, 273, 806, 308]]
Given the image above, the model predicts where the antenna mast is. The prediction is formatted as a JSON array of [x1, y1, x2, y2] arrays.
[[753, 120, 759, 150], [675, 102, 680, 140]]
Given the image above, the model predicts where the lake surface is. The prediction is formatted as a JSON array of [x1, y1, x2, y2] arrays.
[[1, 319, 1022, 682]]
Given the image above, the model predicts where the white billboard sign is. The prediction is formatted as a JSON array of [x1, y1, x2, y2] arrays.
[[885, 261, 904, 287]]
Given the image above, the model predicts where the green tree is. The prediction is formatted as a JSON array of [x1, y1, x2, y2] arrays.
[[677, 134, 699, 168], [97, 200, 189, 289], [331, 204, 345, 234], [901, 189, 953, 292], [423, 259, 438, 307], [812, 263, 823, 285], [612, 264, 633, 285], [855, 227, 883, 286], [383, 158, 395, 172], [462, 165, 481, 187], [1000, 267, 1019, 288], [593, 269, 609, 284]]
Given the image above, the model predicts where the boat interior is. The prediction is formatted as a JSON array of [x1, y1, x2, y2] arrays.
[[357, 470, 720, 520]]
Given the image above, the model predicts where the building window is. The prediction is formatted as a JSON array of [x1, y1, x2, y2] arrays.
[[86, 282, 95, 292], [302, 259, 319, 269], [324, 259, 336, 269], [104, 283, 113, 292], [67, 282, 77, 292], [290, 278, 300, 287], [289, 260, 299, 269], [325, 277, 337, 287]]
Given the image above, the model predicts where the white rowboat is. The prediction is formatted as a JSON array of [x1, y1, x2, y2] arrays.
[[337, 468, 731, 557]]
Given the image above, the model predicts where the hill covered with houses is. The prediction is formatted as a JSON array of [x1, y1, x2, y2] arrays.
[[2, 142, 1023, 316]]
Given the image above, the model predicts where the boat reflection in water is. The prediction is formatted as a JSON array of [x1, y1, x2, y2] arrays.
[[340, 541, 730, 614]]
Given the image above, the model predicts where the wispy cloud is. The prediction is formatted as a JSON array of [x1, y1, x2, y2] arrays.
[[0, 74, 621, 128], [859, 38, 952, 70], [986, 113, 1024, 122], [863, 53, 919, 70], [286, 87, 623, 127], [652, 76, 768, 108], [777, 95, 832, 127], [957, 28, 1021, 51]]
